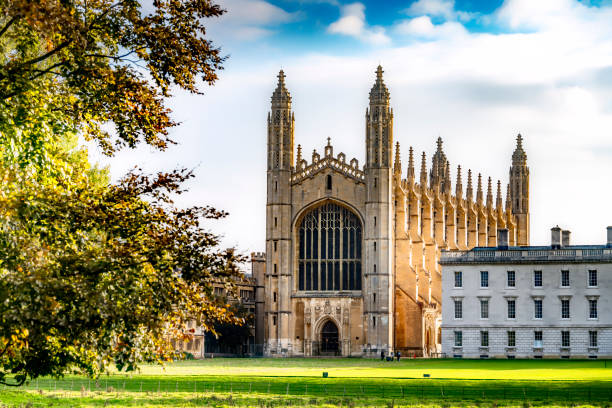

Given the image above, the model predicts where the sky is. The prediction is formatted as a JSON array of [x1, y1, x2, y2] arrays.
[[88, 0, 612, 255]]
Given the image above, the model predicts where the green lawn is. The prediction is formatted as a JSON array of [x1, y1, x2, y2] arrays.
[[1, 358, 612, 407], [133, 357, 612, 380]]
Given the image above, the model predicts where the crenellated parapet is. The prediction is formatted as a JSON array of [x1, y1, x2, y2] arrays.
[[291, 137, 365, 184]]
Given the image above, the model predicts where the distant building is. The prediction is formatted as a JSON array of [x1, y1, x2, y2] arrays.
[[440, 226, 612, 359], [261, 66, 530, 357], [173, 260, 265, 357]]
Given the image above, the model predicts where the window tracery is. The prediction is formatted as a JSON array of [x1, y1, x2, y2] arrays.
[[298, 203, 362, 291]]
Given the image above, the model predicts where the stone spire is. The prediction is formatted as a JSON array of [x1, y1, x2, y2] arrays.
[[268, 69, 294, 171], [430, 136, 448, 189], [444, 160, 451, 194], [512, 133, 527, 165], [486, 176, 493, 207], [394, 142, 401, 176], [506, 183, 512, 212], [466, 169, 473, 202], [366, 65, 393, 168], [407, 146, 415, 181], [456, 165, 463, 199], [271, 70, 291, 108], [369, 65, 390, 106], [420, 151, 428, 187], [296, 144, 302, 163], [509, 133, 530, 245], [476, 173, 483, 204], [496, 180, 503, 209]]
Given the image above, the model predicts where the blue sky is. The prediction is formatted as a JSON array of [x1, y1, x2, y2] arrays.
[[90, 0, 612, 254]]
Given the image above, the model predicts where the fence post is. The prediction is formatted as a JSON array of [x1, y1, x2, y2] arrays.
[[286, 384, 289, 396], [401, 386, 404, 398]]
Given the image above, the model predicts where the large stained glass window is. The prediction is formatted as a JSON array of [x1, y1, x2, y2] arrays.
[[298, 203, 362, 291]]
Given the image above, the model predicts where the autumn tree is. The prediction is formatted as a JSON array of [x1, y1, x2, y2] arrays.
[[0, 0, 244, 386]]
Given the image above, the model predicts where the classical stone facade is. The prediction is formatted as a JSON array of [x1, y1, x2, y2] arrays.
[[262, 66, 530, 357], [440, 227, 612, 358]]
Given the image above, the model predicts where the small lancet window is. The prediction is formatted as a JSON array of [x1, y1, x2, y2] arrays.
[[326, 174, 332, 190], [275, 181, 278, 192], [373, 242, 377, 252]]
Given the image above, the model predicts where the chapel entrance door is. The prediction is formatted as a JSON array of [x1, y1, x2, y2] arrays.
[[320, 321, 339, 355]]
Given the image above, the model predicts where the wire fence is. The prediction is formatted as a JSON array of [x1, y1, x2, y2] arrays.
[[8, 378, 612, 403]]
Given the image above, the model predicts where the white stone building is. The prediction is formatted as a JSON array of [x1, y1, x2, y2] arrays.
[[440, 226, 612, 358]]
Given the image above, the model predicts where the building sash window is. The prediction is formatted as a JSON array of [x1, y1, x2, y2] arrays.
[[534, 299, 543, 319], [480, 299, 489, 319], [588, 270, 598, 287], [534, 330, 543, 348], [454, 298, 463, 319], [480, 271, 489, 288], [589, 331, 598, 348], [507, 270, 516, 287], [507, 299, 516, 319], [480, 331, 489, 347], [454, 331, 463, 347], [561, 331, 570, 348], [589, 299, 598, 319], [507, 331, 516, 347], [560, 298, 571, 319], [454, 271, 462, 288], [561, 270, 570, 287], [534, 270, 543, 287]]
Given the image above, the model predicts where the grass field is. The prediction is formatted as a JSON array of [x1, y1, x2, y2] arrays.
[[1, 358, 612, 407]]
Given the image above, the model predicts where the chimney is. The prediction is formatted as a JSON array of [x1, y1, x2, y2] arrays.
[[607, 226, 612, 248], [497, 228, 509, 250], [561, 230, 571, 247], [551, 226, 561, 249]]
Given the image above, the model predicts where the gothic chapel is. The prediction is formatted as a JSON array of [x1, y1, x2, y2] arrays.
[[261, 66, 530, 357]]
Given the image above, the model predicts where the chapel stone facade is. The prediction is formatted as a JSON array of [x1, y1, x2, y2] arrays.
[[262, 66, 530, 357]]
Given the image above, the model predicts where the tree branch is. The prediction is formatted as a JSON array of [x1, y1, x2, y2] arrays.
[[0, 15, 20, 39], [14, 40, 72, 70]]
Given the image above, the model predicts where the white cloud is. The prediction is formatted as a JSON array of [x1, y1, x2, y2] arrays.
[[327, 2, 391, 45], [207, 0, 298, 41], [395, 16, 468, 39], [404, 0, 474, 22], [219, 0, 297, 25]]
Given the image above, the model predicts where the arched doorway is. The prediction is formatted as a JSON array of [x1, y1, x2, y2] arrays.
[[320, 321, 339, 355]]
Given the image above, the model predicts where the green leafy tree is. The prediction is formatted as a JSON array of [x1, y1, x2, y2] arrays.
[[1, 0, 225, 155], [0, 0, 246, 386]]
